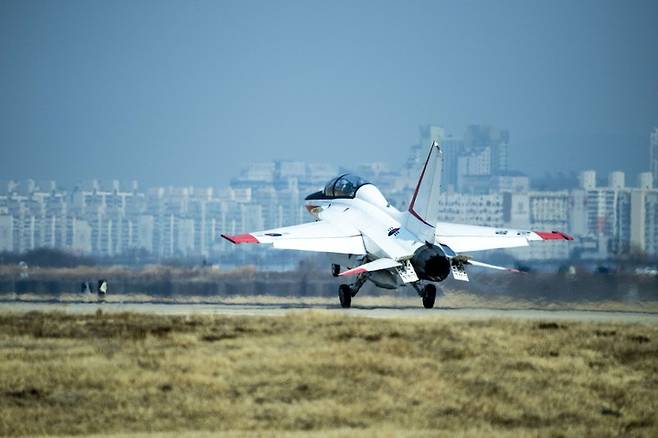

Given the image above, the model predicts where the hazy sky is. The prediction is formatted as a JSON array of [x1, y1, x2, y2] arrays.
[[1, 0, 657, 187]]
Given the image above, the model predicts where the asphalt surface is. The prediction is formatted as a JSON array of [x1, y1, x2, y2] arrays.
[[2, 301, 658, 323]]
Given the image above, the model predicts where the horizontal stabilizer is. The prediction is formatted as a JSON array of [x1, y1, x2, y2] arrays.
[[435, 222, 573, 253], [339, 258, 401, 277]]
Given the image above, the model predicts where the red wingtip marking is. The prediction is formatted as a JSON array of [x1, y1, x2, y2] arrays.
[[221, 233, 259, 244], [534, 231, 574, 241], [339, 267, 367, 277]]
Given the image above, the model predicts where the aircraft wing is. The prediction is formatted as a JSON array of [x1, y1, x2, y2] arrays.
[[221, 221, 366, 255], [435, 222, 573, 253]]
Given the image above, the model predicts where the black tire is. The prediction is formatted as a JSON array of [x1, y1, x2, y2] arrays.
[[422, 284, 436, 309], [338, 284, 352, 308], [331, 264, 341, 277]]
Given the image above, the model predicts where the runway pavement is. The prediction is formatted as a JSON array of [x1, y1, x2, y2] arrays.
[[2, 301, 658, 323]]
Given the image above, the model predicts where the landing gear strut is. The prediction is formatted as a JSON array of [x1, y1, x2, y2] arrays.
[[422, 284, 436, 309], [412, 282, 437, 309], [338, 274, 367, 308], [338, 284, 351, 308]]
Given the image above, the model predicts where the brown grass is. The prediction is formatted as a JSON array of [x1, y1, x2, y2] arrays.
[[0, 311, 657, 437]]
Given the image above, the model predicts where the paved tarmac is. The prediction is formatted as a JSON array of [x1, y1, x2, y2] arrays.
[[2, 301, 658, 323]]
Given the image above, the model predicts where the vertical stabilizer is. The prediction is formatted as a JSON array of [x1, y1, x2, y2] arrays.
[[407, 140, 443, 232]]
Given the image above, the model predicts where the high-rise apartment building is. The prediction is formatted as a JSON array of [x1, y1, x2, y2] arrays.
[[449, 124, 511, 193], [579, 170, 596, 190], [638, 172, 653, 190], [440, 135, 463, 192], [463, 125, 509, 174], [651, 127, 658, 183]]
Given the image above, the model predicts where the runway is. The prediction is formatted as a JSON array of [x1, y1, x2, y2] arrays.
[[2, 301, 658, 323]]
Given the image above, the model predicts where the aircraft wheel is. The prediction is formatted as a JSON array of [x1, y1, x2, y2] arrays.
[[331, 264, 340, 277], [422, 284, 436, 309], [338, 284, 352, 308]]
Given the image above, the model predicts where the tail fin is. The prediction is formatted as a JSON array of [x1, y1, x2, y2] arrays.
[[408, 140, 443, 228]]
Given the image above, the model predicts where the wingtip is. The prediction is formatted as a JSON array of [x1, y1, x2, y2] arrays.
[[220, 233, 259, 244], [534, 231, 574, 241]]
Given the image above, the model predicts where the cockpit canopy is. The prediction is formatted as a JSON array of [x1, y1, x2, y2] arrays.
[[324, 174, 369, 198], [305, 174, 370, 200]]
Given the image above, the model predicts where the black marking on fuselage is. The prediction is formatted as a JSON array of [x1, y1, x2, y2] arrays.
[[387, 227, 401, 237]]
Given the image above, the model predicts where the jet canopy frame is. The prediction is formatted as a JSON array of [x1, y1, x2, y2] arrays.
[[322, 174, 370, 199]]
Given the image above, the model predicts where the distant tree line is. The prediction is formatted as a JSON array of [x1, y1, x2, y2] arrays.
[[0, 263, 657, 302], [0, 248, 96, 268]]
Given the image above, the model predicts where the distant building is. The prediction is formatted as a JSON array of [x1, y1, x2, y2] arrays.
[[507, 191, 571, 260], [579, 170, 596, 190], [568, 190, 588, 237], [629, 190, 646, 253], [645, 191, 658, 255], [463, 124, 509, 174], [440, 135, 463, 192], [608, 171, 625, 189], [0, 215, 13, 252], [492, 172, 530, 193], [70, 219, 92, 254], [574, 172, 658, 256], [419, 125, 445, 150], [243, 162, 276, 182], [503, 192, 530, 229], [437, 193, 505, 227], [638, 172, 653, 190], [305, 162, 339, 185], [457, 147, 491, 193], [451, 124, 511, 193], [651, 127, 658, 183]]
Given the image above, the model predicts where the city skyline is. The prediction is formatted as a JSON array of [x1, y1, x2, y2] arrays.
[[2, 125, 657, 264]]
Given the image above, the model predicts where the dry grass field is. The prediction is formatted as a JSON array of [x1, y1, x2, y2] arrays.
[[0, 311, 657, 437]]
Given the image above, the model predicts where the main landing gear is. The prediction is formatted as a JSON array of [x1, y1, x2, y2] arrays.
[[338, 274, 367, 308], [413, 283, 437, 309]]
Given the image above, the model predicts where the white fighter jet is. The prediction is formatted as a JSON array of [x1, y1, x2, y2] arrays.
[[221, 142, 573, 308]]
